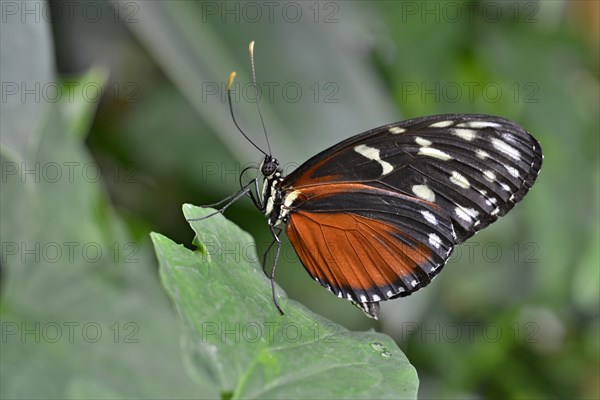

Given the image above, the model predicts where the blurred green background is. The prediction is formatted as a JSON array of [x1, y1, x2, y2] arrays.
[[1, 0, 598, 398]]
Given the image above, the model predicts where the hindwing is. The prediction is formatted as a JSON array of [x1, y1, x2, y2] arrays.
[[285, 183, 456, 306]]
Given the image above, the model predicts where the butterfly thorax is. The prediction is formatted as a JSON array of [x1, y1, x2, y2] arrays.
[[259, 156, 287, 227]]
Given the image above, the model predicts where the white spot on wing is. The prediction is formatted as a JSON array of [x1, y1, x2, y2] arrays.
[[500, 182, 511, 191], [372, 295, 381, 302], [389, 126, 405, 134], [455, 206, 479, 222], [429, 120, 454, 128], [450, 171, 470, 189], [360, 295, 367, 302], [492, 138, 521, 160], [386, 290, 393, 297], [453, 128, 477, 141], [410, 280, 417, 287], [502, 133, 516, 142], [455, 206, 470, 221], [476, 149, 490, 160], [421, 210, 438, 225], [418, 147, 452, 161], [483, 170, 496, 182], [456, 121, 502, 129], [505, 165, 520, 178], [412, 184, 435, 202], [445, 246, 453, 256], [428, 233, 442, 249], [415, 137, 432, 147], [354, 144, 393, 175]]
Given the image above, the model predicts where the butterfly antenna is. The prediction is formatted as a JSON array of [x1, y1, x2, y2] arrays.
[[249, 41, 272, 156], [226, 71, 268, 156]]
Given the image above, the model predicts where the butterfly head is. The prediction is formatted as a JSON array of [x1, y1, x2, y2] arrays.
[[260, 155, 280, 178]]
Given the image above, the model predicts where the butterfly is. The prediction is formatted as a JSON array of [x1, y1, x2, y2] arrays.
[[192, 42, 543, 319]]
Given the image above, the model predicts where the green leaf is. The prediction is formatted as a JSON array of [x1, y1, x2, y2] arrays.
[[151, 204, 418, 399]]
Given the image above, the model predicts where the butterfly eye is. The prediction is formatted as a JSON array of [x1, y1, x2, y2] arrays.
[[261, 158, 279, 177]]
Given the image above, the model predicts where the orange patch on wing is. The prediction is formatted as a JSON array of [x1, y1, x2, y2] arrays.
[[289, 157, 341, 188], [286, 210, 433, 297]]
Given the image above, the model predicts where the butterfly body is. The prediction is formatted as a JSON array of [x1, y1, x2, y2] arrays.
[[256, 114, 542, 319]]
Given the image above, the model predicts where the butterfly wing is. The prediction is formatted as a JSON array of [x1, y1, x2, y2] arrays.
[[281, 114, 543, 317], [285, 183, 456, 315]]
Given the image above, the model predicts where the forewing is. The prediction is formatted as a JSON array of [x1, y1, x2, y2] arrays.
[[284, 114, 543, 242]]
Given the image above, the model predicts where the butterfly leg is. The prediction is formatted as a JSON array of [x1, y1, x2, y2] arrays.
[[268, 226, 284, 316], [187, 185, 252, 222], [261, 234, 280, 275], [197, 189, 247, 209]]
